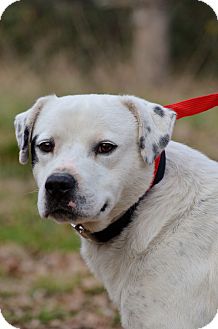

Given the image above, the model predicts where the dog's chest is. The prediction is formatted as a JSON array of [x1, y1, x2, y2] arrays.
[[81, 239, 135, 306]]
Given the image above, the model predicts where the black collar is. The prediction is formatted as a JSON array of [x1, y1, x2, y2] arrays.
[[73, 151, 166, 243]]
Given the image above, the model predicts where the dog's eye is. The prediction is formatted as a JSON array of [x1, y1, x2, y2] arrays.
[[38, 141, 54, 153], [95, 142, 117, 155]]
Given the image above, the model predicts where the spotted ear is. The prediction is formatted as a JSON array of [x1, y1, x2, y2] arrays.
[[122, 96, 176, 165], [14, 95, 56, 165]]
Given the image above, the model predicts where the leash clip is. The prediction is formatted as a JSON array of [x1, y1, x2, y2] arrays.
[[71, 223, 94, 241]]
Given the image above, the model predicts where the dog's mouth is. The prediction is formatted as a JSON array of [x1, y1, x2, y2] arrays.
[[45, 208, 78, 222], [45, 201, 110, 223]]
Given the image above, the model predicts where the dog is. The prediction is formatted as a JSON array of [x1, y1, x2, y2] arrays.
[[14, 94, 218, 329]]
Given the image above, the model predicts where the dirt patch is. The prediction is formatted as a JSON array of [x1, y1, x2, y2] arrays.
[[0, 244, 122, 329]]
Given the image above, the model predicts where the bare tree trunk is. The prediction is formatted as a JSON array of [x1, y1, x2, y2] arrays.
[[132, 1, 169, 86]]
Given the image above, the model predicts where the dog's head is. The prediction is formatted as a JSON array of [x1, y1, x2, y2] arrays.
[[15, 94, 176, 232]]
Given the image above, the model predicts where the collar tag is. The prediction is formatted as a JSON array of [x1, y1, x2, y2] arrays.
[[71, 223, 95, 241]]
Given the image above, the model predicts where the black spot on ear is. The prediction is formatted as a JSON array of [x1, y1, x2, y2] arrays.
[[146, 126, 151, 133], [22, 127, 29, 150], [159, 134, 170, 149], [154, 106, 164, 117], [139, 136, 145, 149], [171, 112, 176, 119], [17, 123, 22, 134], [144, 156, 149, 163], [31, 135, 39, 168], [152, 144, 159, 158]]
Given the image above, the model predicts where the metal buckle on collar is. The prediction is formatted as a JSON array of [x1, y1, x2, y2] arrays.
[[71, 223, 94, 241]]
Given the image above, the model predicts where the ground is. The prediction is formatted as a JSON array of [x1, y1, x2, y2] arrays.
[[0, 243, 121, 329]]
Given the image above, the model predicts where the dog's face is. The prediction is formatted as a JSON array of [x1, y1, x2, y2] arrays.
[[15, 94, 176, 231]]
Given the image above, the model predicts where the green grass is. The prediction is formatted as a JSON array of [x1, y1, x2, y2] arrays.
[[0, 176, 80, 251], [5, 307, 75, 325], [84, 285, 105, 296], [112, 312, 121, 327], [0, 163, 31, 179], [0, 220, 80, 252], [31, 274, 83, 296], [0, 210, 80, 252], [0, 290, 17, 298], [37, 308, 73, 324]]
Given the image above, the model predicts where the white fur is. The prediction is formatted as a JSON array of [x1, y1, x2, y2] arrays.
[[15, 94, 218, 328]]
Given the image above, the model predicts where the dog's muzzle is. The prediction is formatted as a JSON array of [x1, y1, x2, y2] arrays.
[[45, 173, 78, 220]]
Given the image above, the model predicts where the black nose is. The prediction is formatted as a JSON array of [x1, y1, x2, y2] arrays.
[[45, 173, 77, 198]]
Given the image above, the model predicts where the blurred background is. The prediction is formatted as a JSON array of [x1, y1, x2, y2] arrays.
[[0, 0, 217, 328]]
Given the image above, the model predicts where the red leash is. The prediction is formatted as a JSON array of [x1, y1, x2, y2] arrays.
[[165, 93, 218, 120]]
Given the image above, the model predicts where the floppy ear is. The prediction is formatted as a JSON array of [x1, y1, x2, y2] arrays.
[[122, 96, 176, 165], [14, 95, 56, 165]]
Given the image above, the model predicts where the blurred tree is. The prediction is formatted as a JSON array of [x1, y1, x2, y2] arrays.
[[169, 0, 218, 75], [0, 0, 217, 76], [131, 0, 169, 83], [0, 0, 132, 71]]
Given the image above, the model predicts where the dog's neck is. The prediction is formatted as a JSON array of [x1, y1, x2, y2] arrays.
[[71, 151, 166, 243]]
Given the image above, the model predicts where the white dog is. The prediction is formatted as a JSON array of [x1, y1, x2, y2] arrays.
[[14, 94, 218, 329]]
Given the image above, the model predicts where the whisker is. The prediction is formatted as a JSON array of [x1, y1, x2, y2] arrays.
[[25, 189, 39, 195]]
